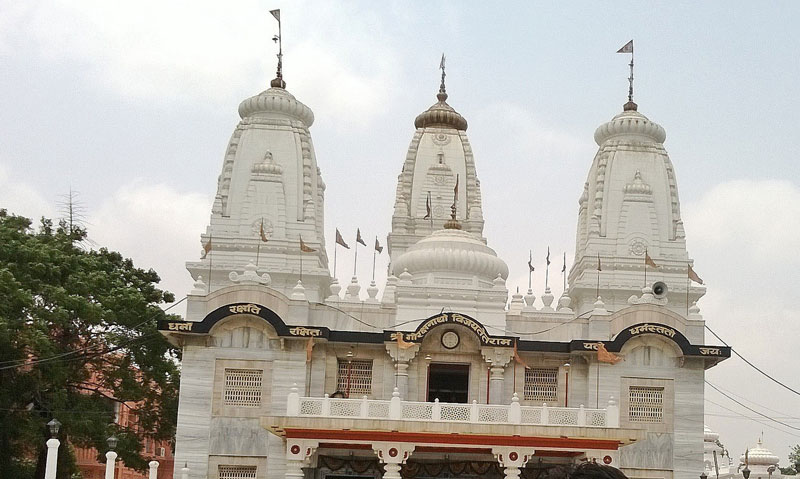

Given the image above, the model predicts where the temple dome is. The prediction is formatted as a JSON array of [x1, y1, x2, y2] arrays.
[[740, 439, 779, 466], [703, 424, 719, 442], [414, 92, 468, 131], [391, 228, 508, 283], [238, 87, 315, 126], [594, 108, 666, 145]]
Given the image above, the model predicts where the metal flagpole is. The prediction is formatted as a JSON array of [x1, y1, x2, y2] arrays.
[[596, 253, 601, 299], [544, 247, 550, 290], [333, 244, 337, 279], [372, 241, 377, 281], [562, 252, 566, 292], [429, 191, 433, 233], [207, 234, 212, 293], [353, 236, 358, 276], [644, 248, 648, 287], [528, 250, 533, 290]]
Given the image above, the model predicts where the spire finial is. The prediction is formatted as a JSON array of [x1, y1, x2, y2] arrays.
[[616, 40, 636, 110], [269, 9, 285, 88], [437, 53, 448, 102]]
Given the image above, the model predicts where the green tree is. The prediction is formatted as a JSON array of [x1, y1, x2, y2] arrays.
[[0, 211, 181, 478]]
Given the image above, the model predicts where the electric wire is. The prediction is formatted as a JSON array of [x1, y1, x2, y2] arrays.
[[705, 323, 800, 397], [705, 398, 800, 440], [705, 380, 800, 431], [0, 296, 186, 371]]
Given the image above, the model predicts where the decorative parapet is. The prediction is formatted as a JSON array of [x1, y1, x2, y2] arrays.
[[286, 386, 619, 428]]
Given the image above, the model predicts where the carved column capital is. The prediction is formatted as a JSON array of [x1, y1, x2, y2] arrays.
[[385, 342, 421, 363], [481, 347, 514, 368]]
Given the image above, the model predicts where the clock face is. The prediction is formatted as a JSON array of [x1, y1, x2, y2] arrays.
[[441, 331, 460, 349]]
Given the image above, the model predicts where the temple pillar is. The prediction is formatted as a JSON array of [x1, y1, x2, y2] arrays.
[[385, 339, 420, 399], [373, 443, 415, 479], [285, 440, 318, 479], [481, 347, 514, 404], [493, 447, 535, 479]]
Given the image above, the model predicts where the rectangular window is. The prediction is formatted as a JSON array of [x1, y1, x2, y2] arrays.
[[524, 367, 558, 402], [629, 386, 664, 423], [336, 359, 373, 397], [157, 447, 166, 457], [219, 465, 257, 479], [224, 368, 263, 407]]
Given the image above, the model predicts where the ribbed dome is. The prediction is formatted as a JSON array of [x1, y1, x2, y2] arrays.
[[238, 87, 315, 126], [594, 108, 666, 146], [414, 92, 468, 131], [704, 424, 719, 443], [391, 228, 508, 283], [740, 439, 779, 466]]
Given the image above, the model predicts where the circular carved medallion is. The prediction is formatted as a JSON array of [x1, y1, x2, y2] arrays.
[[628, 238, 647, 256], [290, 445, 300, 455], [509, 452, 518, 461], [441, 331, 460, 349], [432, 133, 451, 146]]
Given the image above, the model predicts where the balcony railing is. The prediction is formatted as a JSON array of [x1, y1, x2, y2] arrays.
[[286, 387, 619, 428]]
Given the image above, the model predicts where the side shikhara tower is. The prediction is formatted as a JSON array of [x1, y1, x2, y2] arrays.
[[568, 99, 703, 315], [186, 75, 331, 301]]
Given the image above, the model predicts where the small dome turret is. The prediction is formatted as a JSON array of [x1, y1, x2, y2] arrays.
[[594, 108, 666, 145], [238, 87, 315, 126], [740, 438, 780, 466]]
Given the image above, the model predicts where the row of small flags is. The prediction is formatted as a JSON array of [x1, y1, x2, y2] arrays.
[[592, 249, 704, 285], [335, 228, 382, 253]]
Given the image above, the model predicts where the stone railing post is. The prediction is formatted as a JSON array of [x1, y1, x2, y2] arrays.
[[541, 403, 549, 425], [287, 384, 300, 416], [105, 451, 118, 479], [607, 396, 619, 428], [44, 438, 60, 479], [361, 396, 369, 417], [470, 400, 479, 422], [578, 405, 586, 426], [321, 394, 331, 416], [389, 388, 402, 420], [148, 460, 159, 479], [509, 393, 521, 424], [432, 399, 441, 421]]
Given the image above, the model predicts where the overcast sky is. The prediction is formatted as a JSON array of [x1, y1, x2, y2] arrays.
[[2, 0, 799, 464]]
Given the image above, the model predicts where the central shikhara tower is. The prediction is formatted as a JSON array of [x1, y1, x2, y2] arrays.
[[165, 45, 728, 479]]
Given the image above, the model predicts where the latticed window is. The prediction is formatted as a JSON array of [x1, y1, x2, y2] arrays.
[[336, 359, 373, 397], [524, 368, 558, 402], [219, 465, 257, 479], [224, 369, 263, 407], [629, 386, 664, 423]]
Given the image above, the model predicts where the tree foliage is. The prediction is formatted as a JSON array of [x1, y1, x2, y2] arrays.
[[783, 444, 800, 475], [0, 211, 181, 478]]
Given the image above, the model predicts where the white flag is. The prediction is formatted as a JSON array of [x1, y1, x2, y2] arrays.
[[617, 40, 633, 54]]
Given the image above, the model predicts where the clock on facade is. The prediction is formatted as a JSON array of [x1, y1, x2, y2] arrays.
[[441, 331, 460, 349]]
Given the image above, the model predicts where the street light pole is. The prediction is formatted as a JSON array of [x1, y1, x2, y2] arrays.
[[105, 435, 118, 479], [44, 419, 61, 479]]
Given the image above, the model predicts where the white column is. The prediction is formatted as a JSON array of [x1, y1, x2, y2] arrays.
[[104, 451, 118, 479], [285, 459, 306, 479], [395, 361, 409, 398], [148, 460, 159, 479], [373, 443, 415, 479], [285, 440, 318, 479], [181, 463, 190, 479], [493, 447, 535, 479], [489, 366, 505, 404], [44, 438, 60, 479]]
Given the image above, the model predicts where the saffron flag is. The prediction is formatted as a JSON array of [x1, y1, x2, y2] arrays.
[[562, 252, 566, 273], [259, 220, 269, 242], [356, 228, 366, 246], [335, 228, 350, 249], [645, 250, 658, 268], [617, 40, 633, 54], [201, 238, 212, 259], [299, 235, 316, 253], [270, 9, 280, 21], [375, 237, 383, 254], [528, 250, 535, 272], [688, 264, 704, 285], [306, 338, 314, 362], [546, 247, 551, 266], [513, 341, 530, 369], [597, 343, 622, 364], [423, 192, 432, 220], [597, 253, 602, 271], [394, 332, 414, 349]]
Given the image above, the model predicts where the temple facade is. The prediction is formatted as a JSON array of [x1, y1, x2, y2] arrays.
[[160, 57, 730, 479]]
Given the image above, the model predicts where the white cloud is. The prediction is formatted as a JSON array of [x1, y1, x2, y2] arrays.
[[3, 0, 401, 123], [0, 163, 55, 220], [88, 181, 211, 300]]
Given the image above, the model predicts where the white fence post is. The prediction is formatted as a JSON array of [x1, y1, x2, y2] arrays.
[[361, 396, 369, 417], [287, 384, 300, 416], [389, 388, 402, 419], [470, 400, 479, 422], [432, 398, 441, 421], [322, 394, 331, 416], [578, 405, 586, 426], [509, 393, 521, 424], [606, 396, 619, 427], [541, 403, 549, 425], [148, 460, 159, 479]]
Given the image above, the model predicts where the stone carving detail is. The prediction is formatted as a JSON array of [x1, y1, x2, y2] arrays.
[[431, 133, 451, 146], [251, 218, 274, 236], [629, 238, 647, 256]]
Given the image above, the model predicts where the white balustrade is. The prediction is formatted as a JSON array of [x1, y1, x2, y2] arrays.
[[285, 384, 619, 428]]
